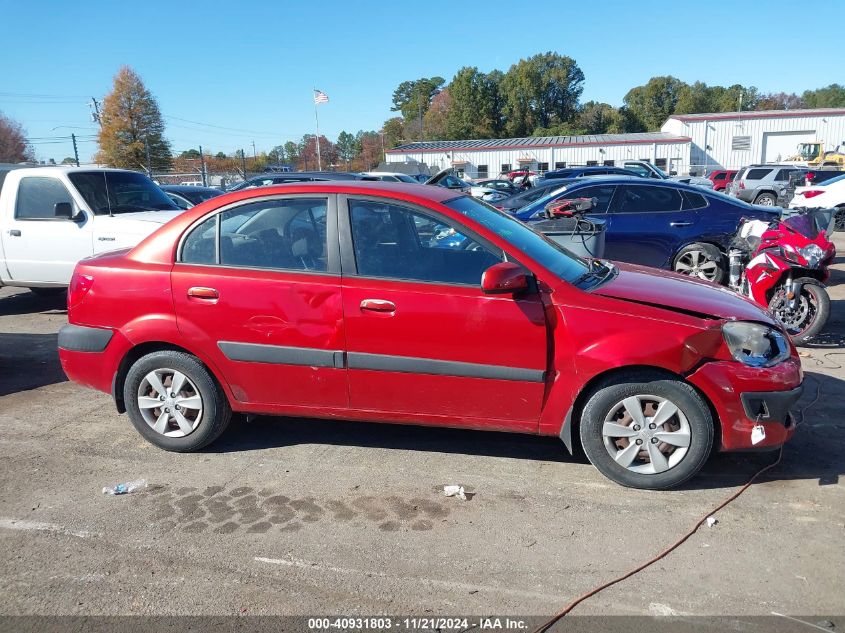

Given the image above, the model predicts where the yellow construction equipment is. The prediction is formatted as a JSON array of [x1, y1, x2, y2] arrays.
[[787, 141, 845, 167]]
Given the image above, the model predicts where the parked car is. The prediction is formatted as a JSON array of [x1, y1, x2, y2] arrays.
[[426, 168, 504, 201], [0, 165, 181, 294], [615, 160, 713, 189], [727, 165, 808, 206], [803, 169, 845, 187], [475, 179, 521, 197], [706, 169, 739, 191], [543, 166, 641, 180], [789, 173, 845, 230], [513, 177, 781, 283], [361, 172, 420, 183], [227, 171, 376, 192], [492, 179, 581, 213], [59, 181, 802, 490], [161, 185, 224, 209]]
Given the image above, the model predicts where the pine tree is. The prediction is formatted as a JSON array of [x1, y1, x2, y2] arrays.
[[95, 66, 171, 170]]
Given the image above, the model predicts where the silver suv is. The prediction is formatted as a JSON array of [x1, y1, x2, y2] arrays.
[[727, 165, 808, 206]]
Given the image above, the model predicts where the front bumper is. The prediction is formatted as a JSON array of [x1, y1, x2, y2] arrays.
[[687, 357, 803, 450]]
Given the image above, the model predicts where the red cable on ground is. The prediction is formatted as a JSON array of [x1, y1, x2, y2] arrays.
[[533, 446, 785, 633]]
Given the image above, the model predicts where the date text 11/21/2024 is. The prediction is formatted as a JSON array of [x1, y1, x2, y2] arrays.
[[307, 617, 528, 630]]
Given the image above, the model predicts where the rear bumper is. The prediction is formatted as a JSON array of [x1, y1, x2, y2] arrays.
[[59, 325, 130, 395], [687, 358, 803, 450]]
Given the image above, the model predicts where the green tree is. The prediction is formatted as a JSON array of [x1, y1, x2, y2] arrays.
[[381, 117, 404, 148], [623, 76, 686, 131], [675, 81, 714, 115], [802, 84, 845, 108], [445, 67, 501, 139], [500, 52, 585, 137], [214, 151, 227, 159], [755, 92, 805, 110], [283, 141, 300, 165], [61, 156, 76, 165], [391, 77, 446, 120], [336, 131, 360, 169], [267, 145, 286, 163], [180, 148, 201, 159], [575, 101, 618, 134], [95, 66, 171, 169]]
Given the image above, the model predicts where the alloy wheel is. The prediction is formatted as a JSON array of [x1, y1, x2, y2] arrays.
[[770, 289, 816, 335], [137, 369, 203, 437], [601, 395, 691, 475], [674, 250, 719, 281]]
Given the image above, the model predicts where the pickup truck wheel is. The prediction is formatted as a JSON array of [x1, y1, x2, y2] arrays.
[[754, 192, 777, 206], [580, 372, 713, 490], [124, 350, 231, 452], [673, 243, 724, 283], [29, 287, 66, 297]]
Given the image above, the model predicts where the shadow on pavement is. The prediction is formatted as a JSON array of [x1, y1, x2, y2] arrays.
[[0, 332, 68, 396], [0, 289, 67, 317], [207, 368, 845, 491]]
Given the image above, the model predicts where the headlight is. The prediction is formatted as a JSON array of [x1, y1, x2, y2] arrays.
[[800, 243, 824, 267], [722, 321, 790, 367]]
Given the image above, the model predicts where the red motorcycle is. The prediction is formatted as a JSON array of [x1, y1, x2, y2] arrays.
[[728, 209, 836, 345]]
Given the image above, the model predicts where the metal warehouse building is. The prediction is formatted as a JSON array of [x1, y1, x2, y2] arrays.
[[385, 108, 845, 178], [661, 108, 845, 173]]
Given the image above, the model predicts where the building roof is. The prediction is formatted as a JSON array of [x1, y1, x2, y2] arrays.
[[387, 132, 691, 154], [668, 107, 845, 123]]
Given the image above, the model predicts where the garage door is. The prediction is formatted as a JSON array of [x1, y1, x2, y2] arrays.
[[762, 130, 816, 163]]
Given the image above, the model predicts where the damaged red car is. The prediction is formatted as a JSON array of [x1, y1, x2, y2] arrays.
[[59, 182, 803, 489]]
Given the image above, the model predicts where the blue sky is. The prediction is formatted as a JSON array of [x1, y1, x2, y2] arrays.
[[2, 0, 843, 162]]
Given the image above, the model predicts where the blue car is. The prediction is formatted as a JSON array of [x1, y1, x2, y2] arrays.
[[513, 177, 781, 284]]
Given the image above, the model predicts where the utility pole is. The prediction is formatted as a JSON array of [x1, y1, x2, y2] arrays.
[[199, 145, 207, 186], [251, 140, 256, 159], [90, 97, 102, 125], [71, 134, 80, 167], [240, 148, 247, 178], [145, 137, 152, 178], [418, 94, 423, 141]]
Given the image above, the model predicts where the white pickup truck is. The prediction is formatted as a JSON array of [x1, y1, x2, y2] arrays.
[[0, 165, 183, 294]]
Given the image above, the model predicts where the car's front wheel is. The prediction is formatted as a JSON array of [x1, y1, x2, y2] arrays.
[[124, 350, 232, 451], [579, 371, 714, 490], [754, 192, 777, 206]]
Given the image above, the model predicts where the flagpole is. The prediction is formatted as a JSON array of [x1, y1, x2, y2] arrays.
[[313, 88, 322, 171]]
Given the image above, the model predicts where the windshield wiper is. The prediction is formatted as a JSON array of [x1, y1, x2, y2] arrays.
[[574, 259, 615, 287]]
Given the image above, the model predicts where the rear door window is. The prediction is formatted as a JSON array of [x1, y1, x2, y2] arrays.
[[559, 185, 617, 214], [616, 185, 683, 213], [745, 168, 773, 181]]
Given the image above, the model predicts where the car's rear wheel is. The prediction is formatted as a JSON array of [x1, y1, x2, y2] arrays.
[[834, 206, 845, 232], [754, 192, 777, 206], [673, 243, 724, 283], [124, 350, 232, 452], [579, 371, 714, 490]]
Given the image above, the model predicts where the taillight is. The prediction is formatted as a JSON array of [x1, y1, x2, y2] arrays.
[[68, 272, 94, 309], [801, 190, 825, 199]]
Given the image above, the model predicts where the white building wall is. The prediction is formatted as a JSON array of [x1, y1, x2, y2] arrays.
[[386, 141, 691, 178], [662, 112, 845, 171]]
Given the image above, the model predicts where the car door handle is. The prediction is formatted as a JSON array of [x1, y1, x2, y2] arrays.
[[670, 221, 692, 227], [187, 287, 219, 300], [360, 299, 396, 312], [8, 229, 21, 237]]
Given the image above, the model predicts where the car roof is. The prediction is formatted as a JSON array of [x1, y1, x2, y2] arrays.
[[161, 184, 220, 192], [558, 176, 701, 190]]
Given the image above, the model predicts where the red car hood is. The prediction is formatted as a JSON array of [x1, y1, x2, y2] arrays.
[[593, 262, 778, 325]]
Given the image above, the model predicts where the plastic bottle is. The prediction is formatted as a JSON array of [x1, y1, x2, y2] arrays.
[[102, 479, 147, 495]]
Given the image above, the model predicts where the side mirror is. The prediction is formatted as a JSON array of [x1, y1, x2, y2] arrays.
[[54, 202, 74, 219], [481, 262, 529, 295]]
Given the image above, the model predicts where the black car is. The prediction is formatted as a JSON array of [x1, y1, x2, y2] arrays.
[[543, 166, 641, 180], [227, 171, 377, 192], [160, 185, 224, 209]]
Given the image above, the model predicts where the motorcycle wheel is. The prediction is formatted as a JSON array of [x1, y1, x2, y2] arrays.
[[768, 278, 830, 346]]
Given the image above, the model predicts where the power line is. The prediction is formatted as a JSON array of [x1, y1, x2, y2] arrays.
[[163, 114, 300, 138]]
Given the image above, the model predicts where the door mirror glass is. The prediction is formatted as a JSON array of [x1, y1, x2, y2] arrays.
[[481, 262, 529, 295], [54, 202, 73, 219]]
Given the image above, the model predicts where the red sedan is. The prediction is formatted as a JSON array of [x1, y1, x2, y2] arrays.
[[58, 182, 803, 489]]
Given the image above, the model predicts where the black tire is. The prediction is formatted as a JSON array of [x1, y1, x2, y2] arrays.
[[29, 287, 66, 297], [673, 242, 725, 284], [769, 279, 830, 346], [754, 192, 777, 206], [123, 350, 232, 452], [579, 371, 714, 490]]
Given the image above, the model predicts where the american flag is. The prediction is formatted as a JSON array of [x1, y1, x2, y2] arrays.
[[313, 89, 329, 104]]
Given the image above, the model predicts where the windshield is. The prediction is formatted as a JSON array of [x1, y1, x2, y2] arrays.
[[182, 188, 223, 204], [444, 195, 589, 283], [69, 171, 179, 214], [393, 174, 417, 183]]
